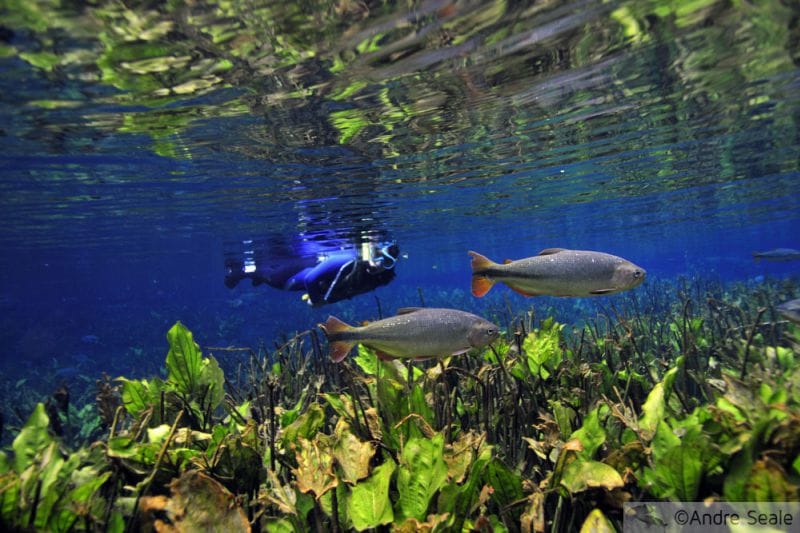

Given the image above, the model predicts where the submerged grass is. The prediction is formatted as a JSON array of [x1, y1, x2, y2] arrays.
[[1, 277, 799, 532]]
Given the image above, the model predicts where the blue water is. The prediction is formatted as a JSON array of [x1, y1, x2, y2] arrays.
[[1, 1, 799, 390]]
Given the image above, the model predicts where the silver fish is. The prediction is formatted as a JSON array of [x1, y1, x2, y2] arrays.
[[469, 248, 645, 297], [320, 307, 499, 362], [752, 248, 800, 262], [777, 299, 800, 325]]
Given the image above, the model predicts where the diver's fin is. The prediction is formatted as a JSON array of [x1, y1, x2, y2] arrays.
[[396, 307, 423, 315], [538, 248, 566, 255], [319, 316, 356, 363], [589, 288, 616, 295], [224, 275, 242, 289], [224, 259, 245, 288]]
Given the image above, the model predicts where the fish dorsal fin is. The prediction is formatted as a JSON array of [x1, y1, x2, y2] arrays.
[[396, 307, 423, 315], [503, 259, 513, 264], [538, 248, 566, 256]]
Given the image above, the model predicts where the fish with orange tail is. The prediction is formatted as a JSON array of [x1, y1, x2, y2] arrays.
[[469, 248, 645, 298], [319, 307, 499, 363]]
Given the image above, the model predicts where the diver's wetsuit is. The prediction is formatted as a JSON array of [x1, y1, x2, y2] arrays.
[[225, 243, 399, 306]]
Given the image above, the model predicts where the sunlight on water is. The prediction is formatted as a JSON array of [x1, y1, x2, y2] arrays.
[[1, 0, 798, 254]]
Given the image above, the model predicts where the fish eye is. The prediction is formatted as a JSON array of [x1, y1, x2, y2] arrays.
[[487, 327, 497, 336], [633, 270, 642, 279]]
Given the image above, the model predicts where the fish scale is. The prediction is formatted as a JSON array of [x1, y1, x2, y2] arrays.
[[469, 248, 646, 298], [320, 307, 500, 362]]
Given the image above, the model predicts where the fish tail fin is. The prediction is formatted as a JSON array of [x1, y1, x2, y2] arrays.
[[468, 251, 497, 297], [319, 316, 356, 363]]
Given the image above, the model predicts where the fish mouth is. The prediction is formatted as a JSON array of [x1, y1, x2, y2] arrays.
[[628, 267, 646, 287]]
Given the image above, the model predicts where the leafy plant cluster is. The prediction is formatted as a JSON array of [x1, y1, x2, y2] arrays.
[[1, 279, 799, 532]]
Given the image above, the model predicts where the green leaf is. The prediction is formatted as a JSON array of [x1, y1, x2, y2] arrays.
[[397, 434, 448, 521], [107, 511, 125, 533], [293, 435, 338, 499], [522, 320, 564, 380], [323, 393, 355, 420], [158, 470, 250, 532], [644, 441, 703, 500], [484, 459, 523, 507], [165, 321, 203, 395], [260, 518, 295, 532], [549, 400, 576, 439], [332, 420, 375, 484], [639, 383, 666, 442], [560, 459, 624, 494], [570, 405, 607, 460], [743, 459, 799, 501], [197, 354, 225, 411], [579, 508, 615, 533], [348, 460, 395, 531], [0, 473, 20, 522], [117, 377, 166, 419], [438, 445, 493, 532], [63, 469, 112, 521], [12, 403, 52, 473], [282, 403, 325, 446], [30, 442, 71, 529]]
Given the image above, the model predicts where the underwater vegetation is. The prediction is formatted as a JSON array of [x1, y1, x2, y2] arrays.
[[1, 277, 799, 532]]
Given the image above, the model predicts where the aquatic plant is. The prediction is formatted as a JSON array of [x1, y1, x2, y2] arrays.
[[0, 278, 799, 531]]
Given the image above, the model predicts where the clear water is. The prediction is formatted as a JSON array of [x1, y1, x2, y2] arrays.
[[1, 0, 799, 386]]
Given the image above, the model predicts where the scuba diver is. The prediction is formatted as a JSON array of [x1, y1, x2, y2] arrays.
[[224, 238, 399, 306]]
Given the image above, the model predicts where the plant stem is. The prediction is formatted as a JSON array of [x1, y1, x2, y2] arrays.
[[740, 307, 766, 380]]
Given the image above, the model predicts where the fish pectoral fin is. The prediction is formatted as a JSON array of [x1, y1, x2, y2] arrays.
[[396, 307, 423, 315], [589, 288, 616, 295], [450, 348, 470, 356], [510, 286, 540, 297], [471, 275, 495, 297], [415, 355, 436, 362], [329, 340, 355, 363], [538, 247, 566, 255], [376, 351, 395, 361]]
